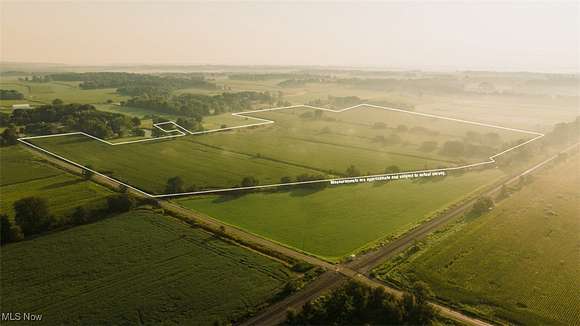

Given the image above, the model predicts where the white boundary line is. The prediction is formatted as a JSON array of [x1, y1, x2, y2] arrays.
[[17, 103, 545, 198]]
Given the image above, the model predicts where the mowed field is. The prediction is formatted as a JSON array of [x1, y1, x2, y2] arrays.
[[0, 146, 112, 220], [374, 155, 580, 325], [0, 210, 293, 325], [178, 169, 506, 260], [26, 105, 528, 195]]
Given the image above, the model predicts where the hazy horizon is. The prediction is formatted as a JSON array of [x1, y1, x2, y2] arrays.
[[2, 1, 579, 73]]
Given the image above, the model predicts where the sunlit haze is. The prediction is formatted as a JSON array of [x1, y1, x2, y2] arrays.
[[1, 1, 579, 72]]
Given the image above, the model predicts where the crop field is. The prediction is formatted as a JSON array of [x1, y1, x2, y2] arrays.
[[0, 210, 293, 325], [25, 105, 530, 195], [373, 155, 580, 325], [178, 169, 506, 260], [0, 146, 112, 220]]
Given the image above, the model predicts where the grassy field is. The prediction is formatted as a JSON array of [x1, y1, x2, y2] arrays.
[[177, 169, 506, 260], [373, 155, 580, 325], [0, 78, 128, 107], [26, 105, 526, 194], [0, 146, 112, 220], [0, 210, 294, 325]]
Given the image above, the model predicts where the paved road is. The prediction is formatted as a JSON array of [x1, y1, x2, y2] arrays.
[[22, 142, 579, 326]]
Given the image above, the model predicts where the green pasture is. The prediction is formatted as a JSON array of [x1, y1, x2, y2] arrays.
[[27, 105, 527, 194], [0, 210, 293, 325], [0, 146, 112, 220], [374, 156, 580, 325], [28, 133, 320, 194], [177, 169, 505, 260]]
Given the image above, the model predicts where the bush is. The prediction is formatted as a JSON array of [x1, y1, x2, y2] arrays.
[[107, 194, 136, 213], [165, 176, 184, 193], [345, 164, 360, 177], [71, 206, 91, 224], [470, 196, 494, 217], [241, 176, 259, 187]]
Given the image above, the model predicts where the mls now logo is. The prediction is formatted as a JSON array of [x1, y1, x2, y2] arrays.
[[1, 312, 43, 321]]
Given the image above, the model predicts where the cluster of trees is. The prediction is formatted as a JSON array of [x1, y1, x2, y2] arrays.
[[0, 100, 141, 140], [0, 194, 137, 245], [0, 126, 19, 146], [543, 117, 579, 146], [0, 89, 24, 100], [49, 72, 216, 94], [278, 77, 330, 87], [125, 91, 276, 119], [470, 196, 494, 217], [307, 95, 363, 109], [19, 75, 52, 83], [228, 73, 329, 81], [283, 280, 438, 325]]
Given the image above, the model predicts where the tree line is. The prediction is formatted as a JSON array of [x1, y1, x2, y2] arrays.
[[0, 89, 24, 100], [0, 100, 142, 143], [125, 91, 278, 119], [49, 72, 217, 95], [0, 193, 138, 245], [283, 280, 439, 325]]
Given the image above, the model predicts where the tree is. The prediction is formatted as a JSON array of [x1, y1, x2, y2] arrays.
[[385, 165, 400, 174], [496, 184, 509, 201], [71, 206, 90, 224], [470, 196, 494, 216], [52, 98, 64, 105], [165, 176, 184, 193], [1, 126, 18, 146], [411, 281, 433, 305], [241, 176, 259, 187], [345, 164, 360, 177], [13, 197, 51, 236], [107, 194, 136, 213], [280, 176, 292, 183], [131, 116, 141, 127]]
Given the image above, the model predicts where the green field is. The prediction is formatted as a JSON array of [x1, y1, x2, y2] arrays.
[[26, 105, 527, 195], [0, 79, 128, 107], [0, 146, 112, 220], [0, 210, 293, 324], [177, 169, 506, 260], [373, 155, 580, 325]]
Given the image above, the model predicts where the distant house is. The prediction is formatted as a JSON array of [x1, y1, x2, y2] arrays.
[[12, 104, 32, 109]]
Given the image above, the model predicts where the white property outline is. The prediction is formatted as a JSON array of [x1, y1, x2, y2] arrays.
[[18, 103, 545, 198]]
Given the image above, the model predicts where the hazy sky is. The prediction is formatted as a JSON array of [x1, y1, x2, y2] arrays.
[[1, 1, 579, 72]]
